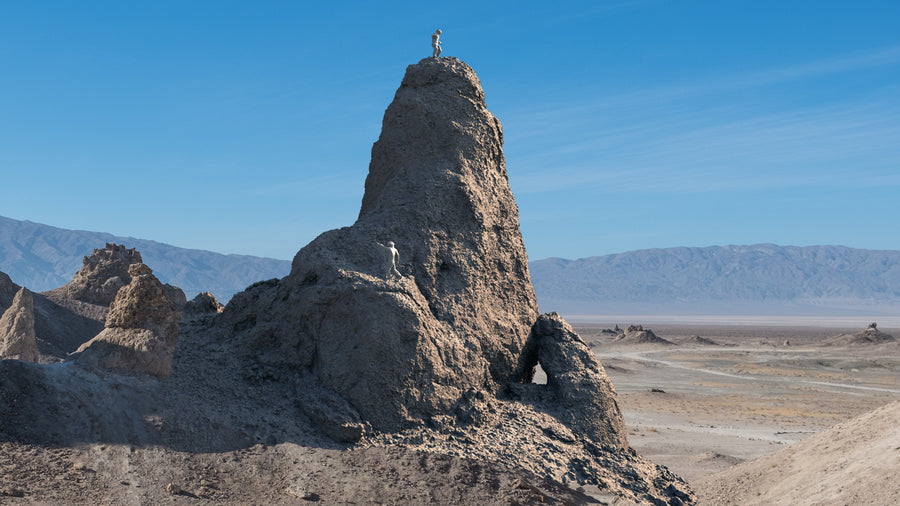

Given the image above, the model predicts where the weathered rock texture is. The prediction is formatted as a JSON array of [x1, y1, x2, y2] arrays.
[[0, 58, 695, 505], [511, 313, 628, 448], [0, 271, 20, 310], [0, 288, 39, 362], [73, 264, 181, 378], [826, 322, 896, 346], [62, 243, 143, 306], [219, 57, 539, 431], [184, 292, 224, 315], [615, 324, 674, 345], [30, 244, 186, 360]]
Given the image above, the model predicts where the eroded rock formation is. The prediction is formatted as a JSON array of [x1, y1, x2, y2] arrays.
[[0, 57, 694, 504], [825, 322, 896, 346], [0, 271, 20, 310], [184, 292, 224, 315], [73, 263, 182, 378], [63, 243, 143, 306], [511, 313, 627, 448], [615, 324, 674, 345], [218, 57, 539, 431], [0, 287, 39, 362]]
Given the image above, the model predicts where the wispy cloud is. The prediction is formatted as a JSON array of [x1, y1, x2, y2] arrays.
[[504, 46, 900, 195]]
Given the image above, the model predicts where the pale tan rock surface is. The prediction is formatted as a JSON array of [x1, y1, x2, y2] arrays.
[[217, 57, 539, 431], [61, 243, 143, 306], [184, 291, 224, 315], [72, 263, 181, 378], [825, 322, 896, 345], [695, 400, 900, 505], [0, 287, 39, 362], [512, 312, 628, 448], [0, 271, 20, 310], [615, 324, 674, 345]]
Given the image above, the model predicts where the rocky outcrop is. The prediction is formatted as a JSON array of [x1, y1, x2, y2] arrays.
[[184, 292, 224, 315], [825, 322, 896, 346], [62, 243, 142, 306], [72, 264, 181, 378], [218, 57, 539, 431], [510, 313, 628, 448], [31, 244, 185, 359], [0, 288, 39, 362], [615, 324, 674, 345], [687, 335, 720, 346], [0, 271, 20, 311]]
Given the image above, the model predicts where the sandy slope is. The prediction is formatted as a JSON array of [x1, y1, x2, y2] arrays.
[[694, 400, 900, 505]]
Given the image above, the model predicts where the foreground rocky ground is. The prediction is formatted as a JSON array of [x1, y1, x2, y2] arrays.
[[0, 442, 596, 505]]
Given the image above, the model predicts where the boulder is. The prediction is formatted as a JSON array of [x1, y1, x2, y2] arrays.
[[218, 57, 539, 431], [72, 263, 181, 378], [0, 287, 39, 362]]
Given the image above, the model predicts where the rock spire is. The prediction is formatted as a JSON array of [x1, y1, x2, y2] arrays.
[[73, 263, 182, 378], [221, 57, 539, 431], [0, 287, 39, 362]]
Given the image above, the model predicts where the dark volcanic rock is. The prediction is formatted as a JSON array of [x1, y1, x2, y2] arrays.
[[218, 57, 539, 431], [72, 264, 181, 378], [0, 288, 39, 362]]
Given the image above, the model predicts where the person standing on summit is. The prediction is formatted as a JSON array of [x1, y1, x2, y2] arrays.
[[431, 29, 442, 58]]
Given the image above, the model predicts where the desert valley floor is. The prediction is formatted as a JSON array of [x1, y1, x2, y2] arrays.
[[563, 318, 900, 500]]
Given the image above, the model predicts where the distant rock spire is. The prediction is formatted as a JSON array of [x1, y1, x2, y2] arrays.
[[0, 287, 39, 362]]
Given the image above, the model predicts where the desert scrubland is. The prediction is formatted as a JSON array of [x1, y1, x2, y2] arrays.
[[568, 319, 900, 503]]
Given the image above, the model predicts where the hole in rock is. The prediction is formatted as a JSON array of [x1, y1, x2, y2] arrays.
[[532, 363, 548, 385]]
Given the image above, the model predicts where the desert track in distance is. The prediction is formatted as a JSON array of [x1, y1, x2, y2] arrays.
[[568, 320, 900, 483]]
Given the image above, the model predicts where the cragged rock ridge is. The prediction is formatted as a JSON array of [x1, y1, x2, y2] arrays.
[[62, 243, 143, 306], [73, 263, 182, 378]]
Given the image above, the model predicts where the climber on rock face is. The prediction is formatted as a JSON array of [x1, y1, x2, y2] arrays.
[[431, 29, 442, 58], [376, 241, 402, 279]]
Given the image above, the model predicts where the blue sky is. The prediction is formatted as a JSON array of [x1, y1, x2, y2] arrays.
[[1, 1, 898, 261]]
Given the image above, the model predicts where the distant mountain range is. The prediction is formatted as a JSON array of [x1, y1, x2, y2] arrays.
[[0, 216, 291, 302], [3, 216, 899, 315], [530, 245, 900, 316]]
